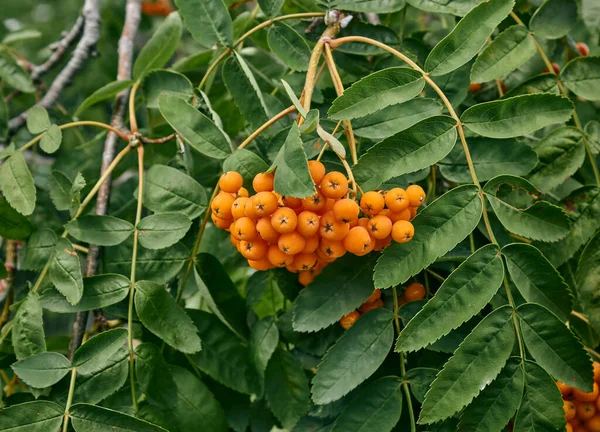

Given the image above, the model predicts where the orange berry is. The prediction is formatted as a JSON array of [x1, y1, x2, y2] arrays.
[[385, 188, 410, 212], [565, 400, 577, 421], [278, 232, 306, 255], [333, 198, 360, 224], [219, 171, 243, 193], [211, 192, 235, 220], [574, 382, 599, 402], [308, 160, 326, 184], [360, 298, 384, 314], [237, 187, 249, 198], [367, 215, 393, 240], [232, 217, 257, 241], [339, 311, 360, 330], [283, 196, 302, 209], [229, 233, 240, 249], [319, 238, 346, 260], [587, 416, 600, 432], [316, 247, 337, 263], [365, 289, 382, 304], [566, 423, 573, 432], [297, 211, 320, 237], [389, 209, 411, 223], [324, 198, 336, 213], [543, 62, 561, 75], [267, 244, 293, 267], [392, 220, 414, 243], [573, 423, 586, 432], [469, 82, 482, 93], [343, 226, 373, 255], [409, 206, 418, 219], [406, 185, 426, 207], [576, 401, 596, 420], [240, 239, 268, 261], [211, 213, 232, 230], [298, 271, 314, 286], [360, 191, 385, 216], [256, 217, 279, 243], [244, 197, 258, 219], [302, 191, 327, 213], [302, 235, 319, 253], [405, 282, 426, 302], [558, 381, 574, 398], [593, 362, 600, 382], [358, 238, 375, 256], [253, 173, 274, 192], [253, 191, 278, 217], [576, 42, 590, 57], [248, 258, 272, 271], [321, 172, 348, 199], [293, 252, 318, 271], [374, 235, 392, 251], [357, 217, 369, 228], [271, 207, 298, 234], [232, 197, 248, 220], [286, 263, 298, 273], [319, 211, 350, 241]]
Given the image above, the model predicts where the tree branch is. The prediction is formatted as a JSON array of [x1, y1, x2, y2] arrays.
[[67, 0, 142, 360], [8, 0, 101, 134]]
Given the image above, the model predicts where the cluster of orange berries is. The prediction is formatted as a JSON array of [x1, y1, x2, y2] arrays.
[[339, 282, 426, 330], [210, 161, 426, 286], [560, 362, 600, 432]]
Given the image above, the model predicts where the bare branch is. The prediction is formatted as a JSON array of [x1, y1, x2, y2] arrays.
[[67, 0, 142, 359]]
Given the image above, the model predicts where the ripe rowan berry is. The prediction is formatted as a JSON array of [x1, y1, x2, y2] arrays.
[[388, 209, 411, 223], [298, 271, 314, 287], [367, 215, 393, 240], [385, 188, 410, 212], [237, 187, 249, 198], [339, 311, 360, 329], [219, 171, 243, 193], [320, 211, 350, 241], [319, 239, 346, 260], [574, 382, 599, 402], [374, 235, 392, 251], [357, 218, 369, 228], [594, 362, 600, 382], [232, 217, 257, 241], [283, 196, 302, 209], [333, 198, 360, 224], [293, 252, 318, 271], [211, 213, 232, 230], [406, 185, 426, 207], [566, 423, 573, 432], [564, 400, 576, 421], [409, 206, 418, 219], [253, 173, 274, 192], [405, 282, 426, 302], [240, 239, 268, 261], [271, 207, 298, 234], [321, 172, 349, 199], [543, 62, 561, 75], [392, 220, 414, 243], [469, 82, 482, 93], [576, 401, 596, 420], [360, 191, 385, 216], [278, 232, 306, 255], [316, 247, 337, 263], [360, 298, 384, 314], [229, 233, 239, 249], [558, 381, 574, 398], [586, 415, 600, 432], [344, 226, 373, 256], [308, 160, 326, 184], [253, 192, 278, 217], [302, 235, 319, 253], [302, 190, 327, 213], [244, 197, 257, 219], [297, 211, 320, 237], [232, 197, 248, 220], [576, 42, 590, 57], [267, 244, 293, 267], [256, 217, 279, 243], [365, 289, 381, 304], [211, 191, 235, 219], [248, 258, 272, 271]]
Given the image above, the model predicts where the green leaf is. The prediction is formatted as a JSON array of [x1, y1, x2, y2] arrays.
[[169, 366, 228, 431], [439, 138, 538, 183], [334, 0, 406, 13], [144, 70, 193, 109], [49, 170, 74, 211], [49, 238, 84, 305], [222, 51, 270, 130], [281, 79, 308, 117], [424, 0, 515, 76], [135, 280, 202, 353], [265, 348, 310, 428], [528, 127, 585, 193], [0, 93, 7, 141], [267, 23, 311, 72], [560, 56, 600, 101], [159, 94, 231, 159], [536, 186, 600, 267], [27, 106, 50, 134], [312, 308, 394, 405], [66, 215, 134, 247], [24, 229, 56, 270], [419, 306, 515, 424], [194, 253, 248, 339], [133, 12, 182, 80], [12, 293, 46, 360], [0, 194, 33, 239], [374, 185, 482, 288], [0, 152, 36, 216], [396, 244, 504, 352], [137, 212, 192, 250], [503, 243, 572, 321], [530, 0, 577, 39], [143, 164, 206, 220], [299, 109, 319, 134], [70, 403, 167, 432], [272, 123, 316, 199], [39, 124, 62, 154], [188, 309, 259, 395], [250, 316, 279, 377], [258, 0, 283, 16], [404, 368, 438, 403], [246, 269, 287, 319], [578, 232, 600, 332], [175, 0, 233, 48], [351, 98, 442, 141], [353, 116, 457, 191], [74, 80, 133, 116], [73, 328, 127, 375], [517, 302, 593, 391], [328, 68, 424, 120], [42, 273, 130, 313], [11, 352, 71, 388], [471, 25, 536, 83], [73, 347, 128, 405], [586, 120, 600, 155], [483, 175, 570, 242], [332, 377, 403, 432], [457, 358, 524, 432], [293, 254, 377, 333], [135, 343, 177, 409], [223, 148, 269, 192], [0, 401, 63, 431], [2, 29, 41, 45], [0, 49, 35, 92], [503, 72, 559, 98], [513, 361, 566, 431], [461, 94, 574, 138], [406, 0, 480, 16], [316, 125, 347, 159]]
